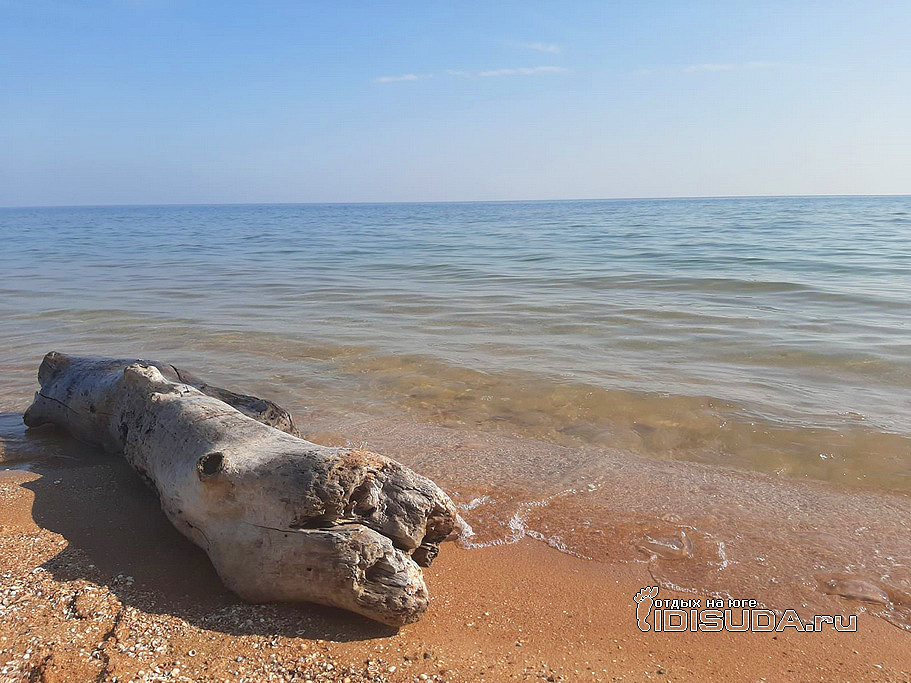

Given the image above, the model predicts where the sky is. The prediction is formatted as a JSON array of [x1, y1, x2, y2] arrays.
[[1, 0, 910, 206]]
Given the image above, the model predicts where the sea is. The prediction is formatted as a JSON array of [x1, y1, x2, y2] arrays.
[[1, 196, 910, 627]]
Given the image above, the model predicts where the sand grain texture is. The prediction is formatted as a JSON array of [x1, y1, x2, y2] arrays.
[[1, 459, 909, 683]]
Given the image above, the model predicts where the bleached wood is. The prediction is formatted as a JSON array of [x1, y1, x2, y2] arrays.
[[24, 352, 461, 626]]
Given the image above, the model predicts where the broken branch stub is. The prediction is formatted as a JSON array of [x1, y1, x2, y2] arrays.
[[24, 352, 462, 626]]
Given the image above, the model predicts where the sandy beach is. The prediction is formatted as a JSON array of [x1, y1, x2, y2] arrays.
[[4, 0, 911, 678], [1, 444, 909, 683]]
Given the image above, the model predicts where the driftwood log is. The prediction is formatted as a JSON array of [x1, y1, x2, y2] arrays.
[[23, 352, 461, 626]]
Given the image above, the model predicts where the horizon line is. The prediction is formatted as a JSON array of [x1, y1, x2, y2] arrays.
[[1, 192, 909, 210]]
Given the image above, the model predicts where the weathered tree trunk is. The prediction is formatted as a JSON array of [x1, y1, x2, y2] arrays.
[[23, 352, 462, 626]]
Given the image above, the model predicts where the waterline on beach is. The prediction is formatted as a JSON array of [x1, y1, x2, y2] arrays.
[[2, 196, 910, 627]]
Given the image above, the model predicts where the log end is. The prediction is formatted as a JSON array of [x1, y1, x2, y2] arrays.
[[207, 524, 431, 627]]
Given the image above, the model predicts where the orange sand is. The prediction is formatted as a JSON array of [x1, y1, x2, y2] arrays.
[[1, 458, 909, 682]]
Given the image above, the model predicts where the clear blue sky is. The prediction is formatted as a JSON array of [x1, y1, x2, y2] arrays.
[[2, 0, 909, 205]]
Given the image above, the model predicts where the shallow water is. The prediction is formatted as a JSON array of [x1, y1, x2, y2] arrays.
[[1, 197, 910, 627]]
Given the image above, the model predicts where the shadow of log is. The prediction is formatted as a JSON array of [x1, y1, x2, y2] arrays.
[[10, 415, 396, 642]]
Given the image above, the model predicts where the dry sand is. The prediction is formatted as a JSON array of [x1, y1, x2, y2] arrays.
[[1, 449, 910, 683]]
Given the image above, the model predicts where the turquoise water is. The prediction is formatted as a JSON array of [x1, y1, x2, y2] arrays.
[[2, 196, 910, 488]]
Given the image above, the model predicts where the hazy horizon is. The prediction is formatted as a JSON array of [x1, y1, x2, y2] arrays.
[[3, 1, 909, 206], [3, 192, 911, 211]]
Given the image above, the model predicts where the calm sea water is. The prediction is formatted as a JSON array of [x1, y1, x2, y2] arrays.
[[2, 197, 911, 625]]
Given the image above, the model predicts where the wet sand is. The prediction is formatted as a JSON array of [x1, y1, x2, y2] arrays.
[[1, 448, 909, 682]]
